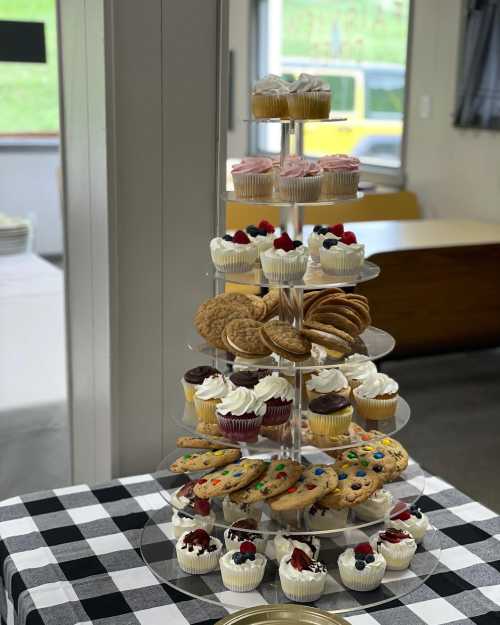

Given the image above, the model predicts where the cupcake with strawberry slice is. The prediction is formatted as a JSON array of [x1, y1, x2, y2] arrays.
[[388, 504, 429, 544], [279, 547, 327, 603], [308, 223, 344, 262], [371, 527, 417, 570], [246, 220, 277, 257], [319, 229, 365, 278], [260, 232, 309, 282], [210, 230, 258, 274]]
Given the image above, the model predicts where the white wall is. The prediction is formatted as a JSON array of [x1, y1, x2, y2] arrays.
[[406, 0, 500, 222]]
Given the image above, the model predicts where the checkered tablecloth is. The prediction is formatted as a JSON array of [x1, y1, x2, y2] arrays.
[[0, 468, 499, 625]]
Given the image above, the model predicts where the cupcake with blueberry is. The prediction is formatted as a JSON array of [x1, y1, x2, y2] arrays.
[[216, 386, 266, 442], [308, 223, 343, 262], [371, 527, 417, 570], [279, 547, 327, 602], [254, 374, 294, 425], [338, 542, 386, 591], [210, 230, 258, 274], [308, 392, 353, 437], [354, 488, 394, 522], [224, 518, 267, 554], [232, 156, 274, 199], [306, 368, 350, 401], [319, 154, 360, 199], [176, 528, 223, 574], [305, 501, 348, 531], [388, 504, 429, 544], [220, 541, 268, 592], [338, 354, 378, 392], [319, 230, 365, 278], [229, 369, 269, 390], [273, 531, 320, 563], [287, 73, 331, 120], [353, 372, 399, 420], [245, 220, 277, 257], [172, 497, 216, 539], [182, 366, 220, 403], [193, 374, 233, 424], [279, 158, 323, 203], [222, 496, 263, 524], [251, 74, 290, 119], [260, 232, 309, 283]]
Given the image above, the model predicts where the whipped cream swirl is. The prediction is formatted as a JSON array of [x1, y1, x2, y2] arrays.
[[253, 74, 290, 95], [232, 156, 273, 174], [306, 368, 348, 393], [289, 73, 330, 93], [217, 387, 266, 417], [254, 375, 294, 402], [210, 237, 252, 254], [195, 374, 233, 400], [356, 373, 399, 398], [338, 354, 377, 383]]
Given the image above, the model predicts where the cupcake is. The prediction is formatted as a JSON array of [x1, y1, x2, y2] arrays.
[[224, 518, 267, 554], [176, 529, 223, 574], [216, 387, 266, 442], [338, 354, 378, 392], [229, 369, 269, 390], [210, 230, 258, 274], [353, 373, 399, 420], [279, 547, 327, 602], [319, 231, 365, 277], [306, 368, 350, 401], [245, 220, 277, 256], [287, 73, 331, 119], [194, 374, 233, 424], [182, 366, 220, 402], [319, 154, 360, 199], [279, 159, 323, 203], [251, 74, 290, 119], [232, 156, 274, 199], [172, 498, 215, 539], [307, 393, 353, 436], [220, 542, 267, 592], [254, 374, 294, 425], [388, 505, 429, 544], [260, 233, 309, 282], [308, 223, 343, 262], [222, 496, 262, 524], [305, 502, 348, 531], [171, 480, 197, 510], [273, 531, 320, 563], [354, 489, 394, 522], [338, 542, 386, 591], [371, 528, 417, 570]]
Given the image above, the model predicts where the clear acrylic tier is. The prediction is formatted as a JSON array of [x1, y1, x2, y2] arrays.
[[242, 117, 348, 123], [223, 191, 364, 206]]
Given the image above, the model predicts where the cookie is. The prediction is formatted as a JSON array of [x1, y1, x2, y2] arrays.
[[245, 294, 267, 321], [193, 458, 268, 498], [170, 448, 241, 473], [262, 289, 280, 320], [300, 327, 352, 354], [310, 431, 352, 449], [195, 298, 251, 350], [268, 464, 338, 511], [303, 320, 355, 345], [222, 318, 272, 358], [176, 436, 232, 450], [196, 422, 223, 437], [336, 445, 397, 483], [260, 320, 312, 362], [319, 465, 381, 508], [311, 312, 361, 337], [230, 458, 303, 503], [368, 432, 409, 476]]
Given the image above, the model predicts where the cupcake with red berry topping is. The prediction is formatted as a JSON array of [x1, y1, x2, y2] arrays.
[[319, 230, 365, 278], [176, 528, 223, 574], [308, 223, 344, 262], [388, 504, 429, 544], [353, 488, 394, 522], [273, 531, 320, 563], [172, 497, 216, 539], [279, 547, 327, 603], [210, 230, 258, 274], [371, 527, 417, 570], [222, 497, 263, 524], [279, 158, 323, 202], [232, 156, 274, 199], [338, 542, 386, 591], [254, 374, 294, 425], [171, 480, 197, 510], [216, 386, 266, 442], [245, 220, 277, 257], [223, 518, 267, 554], [319, 154, 360, 199], [260, 232, 309, 283], [220, 541, 268, 592]]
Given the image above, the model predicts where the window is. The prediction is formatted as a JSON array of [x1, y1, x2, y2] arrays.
[[254, 0, 410, 172]]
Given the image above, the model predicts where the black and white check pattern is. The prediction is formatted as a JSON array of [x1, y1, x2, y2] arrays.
[[0, 466, 499, 625]]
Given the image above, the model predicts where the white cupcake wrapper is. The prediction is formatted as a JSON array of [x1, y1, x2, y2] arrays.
[[232, 172, 274, 199], [222, 499, 262, 524], [287, 92, 331, 119], [176, 539, 222, 574], [220, 560, 267, 592], [211, 247, 258, 274], [353, 389, 399, 420], [279, 175, 323, 202], [338, 560, 386, 591], [321, 170, 360, 199], [305, 506, 348, 531], [319, 247, 364, 277], [260, 252, 309, 282], [376, 541, 417, 570], [279, 574, 326, 602]]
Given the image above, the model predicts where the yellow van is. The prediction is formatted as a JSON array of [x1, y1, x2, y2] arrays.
[[281, 61, 404, 166]]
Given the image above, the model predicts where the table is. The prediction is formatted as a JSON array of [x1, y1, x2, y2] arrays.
[[1, 469, 499, 625]]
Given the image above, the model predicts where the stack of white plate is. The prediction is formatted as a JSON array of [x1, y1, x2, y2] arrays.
[[0, 214, 30, 255]]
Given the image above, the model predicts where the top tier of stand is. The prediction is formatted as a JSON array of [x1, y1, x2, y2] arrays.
[[242, 116, 348, 124]]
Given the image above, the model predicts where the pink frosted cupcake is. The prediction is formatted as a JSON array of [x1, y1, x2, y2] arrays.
[[319, 154, 360, 199], [232, 156, 273, 199], [254, 374, 294, 425], [279, 159, 323, 203], [216, 387, 266, 442]]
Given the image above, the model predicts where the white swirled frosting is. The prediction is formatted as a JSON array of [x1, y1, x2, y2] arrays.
[[261, 245, 309, 261], [355, 373, 398, 398], [254, 375, 294, 402], [289, 73, 330, 93], [306, 369, 348, 394], [217, 387, 266, 417], [194, 374, 233, 400], [210, 237, 253, 256], [253, 74, 290, 95], [337, 354, 377, 383]]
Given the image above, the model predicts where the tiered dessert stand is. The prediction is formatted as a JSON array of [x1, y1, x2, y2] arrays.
[[141, 117, 441, 613]]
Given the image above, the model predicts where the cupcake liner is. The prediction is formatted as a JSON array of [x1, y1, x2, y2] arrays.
[[181, 378, 197, 403], [287, 92, 331, 119], [376, 541, 416, 570], [308, 407, 353, 436], [194, 397, 221, 424], [260, 251, 309, 282], [319, 246, 364, 277], [220, 556, 267, 592], [232, 172, 273, 199], [338, 559, 385, 591], [176, 538, 222, 574], [279, 573, 326, 602], [306, 387, 350, 401], [211, 246, 258, 274], [261, 401, 292, 426], [279, 175, 323, 202], [252, 93, 289, 119], [222, 498, 262, 524], [217, 413, 263, 442], [173, 513, 215, 539], [305, 506, 348, 531], [353, 389, 399, 420], [321, 170, 360, 199]]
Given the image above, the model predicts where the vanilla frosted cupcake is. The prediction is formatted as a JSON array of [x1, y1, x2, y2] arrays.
[[182, 366, 219, 402], [308, 393, 353, 436], [338, 354, 378, 391], [222, 496, 262, 524], [224, 518, 267, 554], [210, 230, 258, 273], [308, 223, 343, 262], [254, 374, 294, 425], [353, 373, 399, 420], [232, 156, 274, 199], [216, 386, 266, 442], [306, 368, 350, 401], [319, 231, 365, 277], [252, 74, 290, 119], [176, 529, 223, 574], [305, 502, 348, 531], [338, 542, 386, 591], [354, 489, 394, 522], [319, 154, 360, 199], [388, 505, 429, 544], [371, 528, 417, 570], [287, 73, 331, 119], [194, 374, 233, 424], [279, 547, 327, 602], [273, 531, 320, 562], [279, 158, 323, 203], [260, 233, 309, 282], [172, 498, 216, 539], [245, 220, 276, 256], [220, 543, 267, 592]]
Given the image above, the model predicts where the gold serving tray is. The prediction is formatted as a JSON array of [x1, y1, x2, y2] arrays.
[[215, 605, 350, 625]]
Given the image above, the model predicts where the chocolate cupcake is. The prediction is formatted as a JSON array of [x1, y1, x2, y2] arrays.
[[182, 366, 220, 402], [307, 392, 353, 436]]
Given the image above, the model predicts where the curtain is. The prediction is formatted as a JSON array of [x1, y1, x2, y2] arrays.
[[454, 0, 500, 129]]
